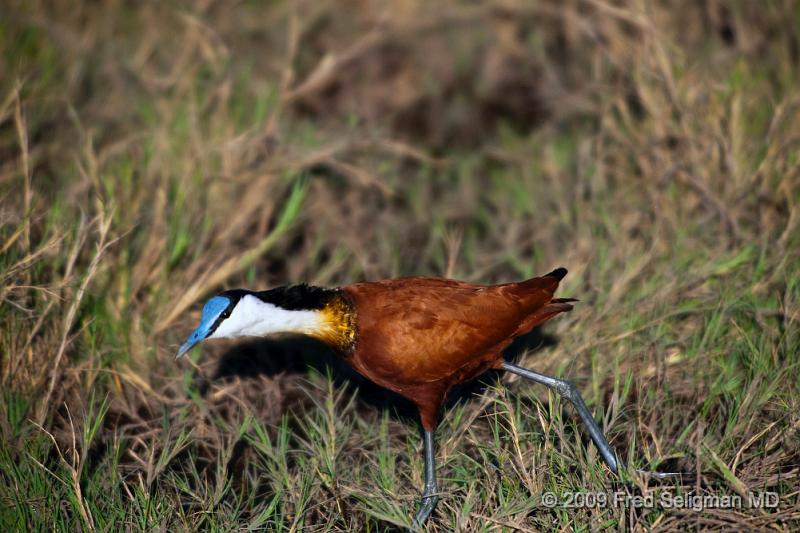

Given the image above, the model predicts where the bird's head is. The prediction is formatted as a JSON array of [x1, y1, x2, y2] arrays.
[[176, 291, 243, 358], [175, 285, 350, 359]]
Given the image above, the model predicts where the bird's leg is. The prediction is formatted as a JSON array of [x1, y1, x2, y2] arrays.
[[502, 362, 681, 479], [411, 430, 439, 530], [501, 361, 620, 473]]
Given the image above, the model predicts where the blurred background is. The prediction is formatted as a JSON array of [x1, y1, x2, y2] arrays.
[[1, 0, 798, 530]]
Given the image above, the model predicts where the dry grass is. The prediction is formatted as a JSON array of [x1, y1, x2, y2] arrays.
[[1, 0, 799, 531]]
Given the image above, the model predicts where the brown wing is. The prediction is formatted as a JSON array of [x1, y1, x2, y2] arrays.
[[343, 271, 571, 389]]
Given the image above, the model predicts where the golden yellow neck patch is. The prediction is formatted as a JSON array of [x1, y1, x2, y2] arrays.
[[315, 293, 357, 352]]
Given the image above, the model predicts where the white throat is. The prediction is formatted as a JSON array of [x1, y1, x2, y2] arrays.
[[209, 294, 325, 339]]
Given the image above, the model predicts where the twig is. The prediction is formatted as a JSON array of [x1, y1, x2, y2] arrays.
[[14, 85, 32, 262]]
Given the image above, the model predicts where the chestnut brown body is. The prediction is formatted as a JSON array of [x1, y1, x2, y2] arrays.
[[178, 266, 648, 527], [339, 268, 573, 430]]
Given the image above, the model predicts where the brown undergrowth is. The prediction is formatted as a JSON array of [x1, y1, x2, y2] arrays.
[[1, 1, 799, 531]]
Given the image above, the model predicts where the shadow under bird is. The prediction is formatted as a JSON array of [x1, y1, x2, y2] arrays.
[[176, 268, 667, 528]]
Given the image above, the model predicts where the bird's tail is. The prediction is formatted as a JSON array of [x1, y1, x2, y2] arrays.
[[517, 266, 572, 297], [544, 267, 568, 281], [516, 267, 577, 327], [528, 298, 576, 326]]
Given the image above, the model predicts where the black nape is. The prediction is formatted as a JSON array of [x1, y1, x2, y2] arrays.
[[253, 284, 337, 311]]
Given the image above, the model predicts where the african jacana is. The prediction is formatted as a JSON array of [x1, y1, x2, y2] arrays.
[[177, 268, 657, 528]]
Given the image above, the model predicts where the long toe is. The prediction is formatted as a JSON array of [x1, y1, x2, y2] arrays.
[[635, 469, 689, 479], [410, 494, 439, 531]]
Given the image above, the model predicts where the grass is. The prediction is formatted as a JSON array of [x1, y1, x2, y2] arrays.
[[1, 0, 799, 531]]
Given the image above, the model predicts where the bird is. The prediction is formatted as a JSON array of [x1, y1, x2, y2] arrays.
[[176, 268, 646, 528]]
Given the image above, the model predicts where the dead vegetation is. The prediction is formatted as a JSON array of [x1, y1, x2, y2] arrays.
[[1, 0, 799, 531]]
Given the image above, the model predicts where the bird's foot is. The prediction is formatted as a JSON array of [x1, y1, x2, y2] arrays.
[[409, 491, 439, 532]]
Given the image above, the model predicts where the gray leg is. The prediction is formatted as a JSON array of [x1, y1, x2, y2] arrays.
[[411, 430, 439, 530], [502, 361, 620, 473], [502, 361, 680, 478]]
